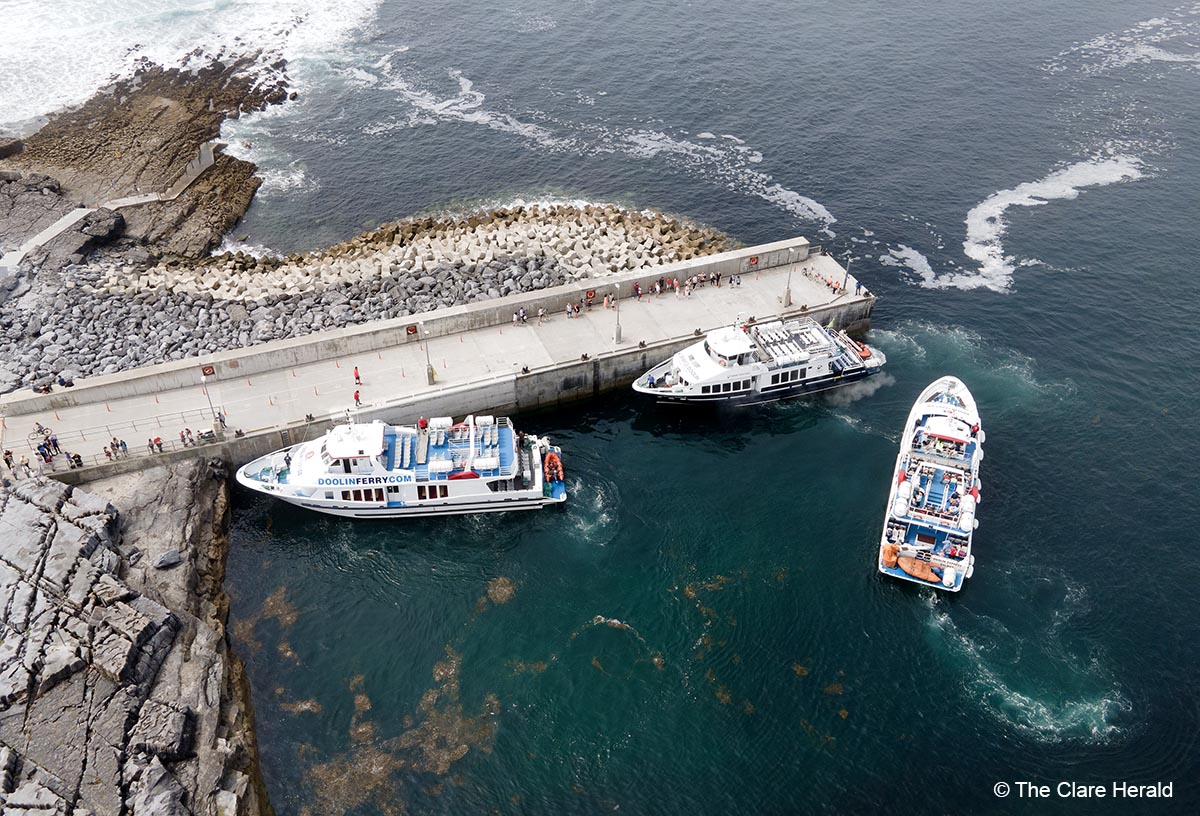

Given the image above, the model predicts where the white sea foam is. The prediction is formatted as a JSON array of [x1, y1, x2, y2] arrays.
[[215, 237, 282, 259], [1048, 3, 1200, 75], [373, 65, 566, 148], [361, 62, 838, 229], [0, 0, 384, 135], [929, 590, 1131, 743], [880, 244, 937, 286], [940, 155, 1145, 292]]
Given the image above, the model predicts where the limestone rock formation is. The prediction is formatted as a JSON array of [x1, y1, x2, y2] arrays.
[[0, 57, 289, 284], [0, 462, 269, 815]]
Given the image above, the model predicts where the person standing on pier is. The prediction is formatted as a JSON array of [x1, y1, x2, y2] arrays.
[[354, 389, 361, 407], [119, 439, 128, 457], [354, 365, 362, 385]]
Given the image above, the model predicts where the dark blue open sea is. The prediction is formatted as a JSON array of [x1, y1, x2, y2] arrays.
[[200, 1, 1200, 812]]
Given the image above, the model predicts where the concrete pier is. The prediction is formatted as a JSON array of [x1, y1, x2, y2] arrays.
[[1, 237, 874, 483]]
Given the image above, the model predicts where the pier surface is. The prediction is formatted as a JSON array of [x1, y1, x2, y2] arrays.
[[1, 238, 874, 482]]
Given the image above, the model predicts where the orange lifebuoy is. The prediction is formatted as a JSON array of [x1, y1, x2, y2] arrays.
[[858, 344, 872, 360]]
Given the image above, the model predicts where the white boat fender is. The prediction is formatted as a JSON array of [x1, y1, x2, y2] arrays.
[[942, 567, 957, 588]]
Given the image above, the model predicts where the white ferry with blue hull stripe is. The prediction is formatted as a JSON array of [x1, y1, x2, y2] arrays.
[[878, 377, 983, 592], [235, 415, 567, 518], [631, 316, 886, 405]]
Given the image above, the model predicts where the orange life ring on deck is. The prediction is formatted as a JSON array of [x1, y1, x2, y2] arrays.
[[858, 344, 872, 360]]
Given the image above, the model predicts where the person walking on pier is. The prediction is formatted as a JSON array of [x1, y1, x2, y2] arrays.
[[147, 438, 155, 454], [354, 366, 362, 385], [354, 389, 361, 407], [49, 435, 60, 454], [3, 450, 13, 471], [217, 411, 227, 429], [154, 437, 164, 453], [119, 439, 128, 457]]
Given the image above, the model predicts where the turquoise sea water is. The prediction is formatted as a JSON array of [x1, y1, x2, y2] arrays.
[[218, 1, 1200, 813]]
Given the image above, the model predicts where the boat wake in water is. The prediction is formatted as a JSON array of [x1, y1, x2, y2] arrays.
[[925, 583, 1131, 743]]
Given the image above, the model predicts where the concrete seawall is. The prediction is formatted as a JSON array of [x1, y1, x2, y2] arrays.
[[4, 238, 832, 414], [3, 237, 875, 484]]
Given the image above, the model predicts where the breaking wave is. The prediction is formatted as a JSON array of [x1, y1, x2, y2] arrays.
[[0, 0, 383, 135]]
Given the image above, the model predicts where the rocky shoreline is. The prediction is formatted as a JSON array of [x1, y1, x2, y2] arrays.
[[0, 464, 270, 815], [1, 203, 733, 391]]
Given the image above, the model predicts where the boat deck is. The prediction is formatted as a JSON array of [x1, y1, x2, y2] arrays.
[[385, 423, 516, 480]]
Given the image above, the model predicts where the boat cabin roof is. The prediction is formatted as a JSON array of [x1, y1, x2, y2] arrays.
[[705, 327, 756, 357], [921, 414, 971, 443], [326, 423, 386, 458]]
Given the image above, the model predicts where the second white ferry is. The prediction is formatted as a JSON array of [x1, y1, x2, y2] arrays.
[[632, 316, 886, 405], [235, 415, 567, 518], [878, 377, 983, 592]]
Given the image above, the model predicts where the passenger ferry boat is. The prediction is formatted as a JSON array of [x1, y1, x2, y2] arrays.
[[235, 415, 567, 518], [631, 316, 886, 405], [877, 377, 983, 591]]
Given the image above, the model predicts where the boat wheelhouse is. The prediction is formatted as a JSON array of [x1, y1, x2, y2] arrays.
[[878, 377, 983, 591], [235, 415, 567, 518], [631, 316, 886, 405]]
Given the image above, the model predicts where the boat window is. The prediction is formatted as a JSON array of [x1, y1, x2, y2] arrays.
[[387, 486, 398, 494], [352, 489, 363, 502], [722, 383, 732, 393], [418, 485, 427, 500], [798, 368, 806, 379], [375, 488, 385, 502], [341, 491, 350, 501], [439, 485, 449, 498], [342, 459, 352, 474], [771, 374, 780, 385], [325, 492, 334, 500]]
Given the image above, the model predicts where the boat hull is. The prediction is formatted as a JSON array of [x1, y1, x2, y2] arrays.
[[262, 491, 564, 519], [646, 366, 881, 406]]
